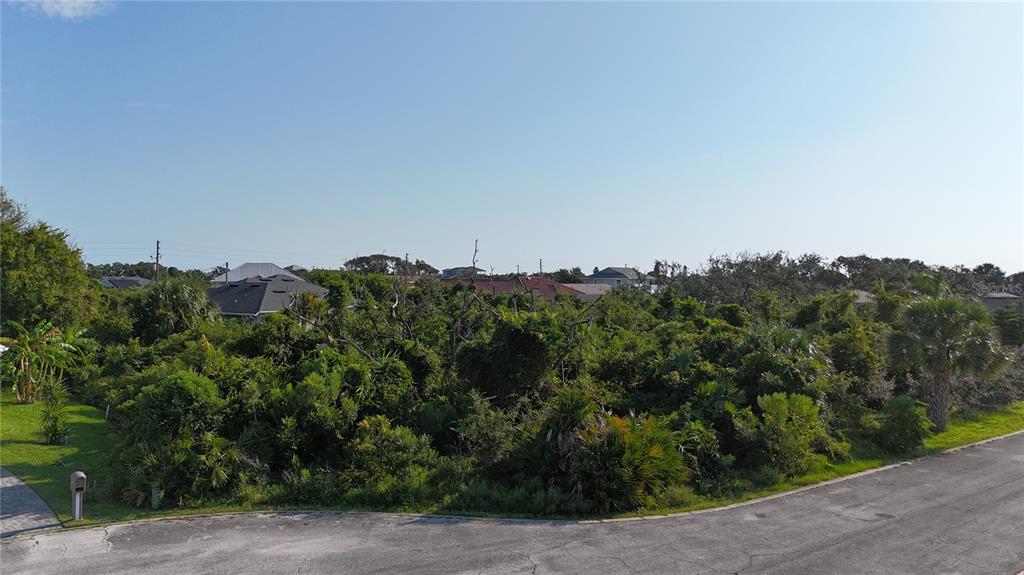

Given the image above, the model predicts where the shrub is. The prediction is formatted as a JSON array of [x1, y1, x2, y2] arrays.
[[455, 318, 550, 406], [120, 432, 242, 508], [280, 466, 345, 505], [235, 313, 322, 364], [573, 415, 689, 512], [338, 456, 470, 511], [755, 393, 826, 475], [448, 478, 587, 516], [39, 377, 70, 445], [876, 395, 932, 454], [415, 399, 460, 452], [345, 416, 438, 485], [713, 304, 749, 328], [121, 370, 225, 445], [455, 392, 520, 468], [357, 356, 416, 421], [826, 324, 884, 385], [677, 420, 734, 494], [662, 484, 703, 508]]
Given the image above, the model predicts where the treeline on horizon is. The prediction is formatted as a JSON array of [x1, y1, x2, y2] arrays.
[[86, 251, 1021, 299], [3, 186, 1023, 516]]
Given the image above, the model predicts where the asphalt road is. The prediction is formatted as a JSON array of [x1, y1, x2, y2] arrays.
[[4, 432, 1024, 575]]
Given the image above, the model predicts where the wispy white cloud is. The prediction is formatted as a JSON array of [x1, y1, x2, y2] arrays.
[[9, 0, 112, 20]]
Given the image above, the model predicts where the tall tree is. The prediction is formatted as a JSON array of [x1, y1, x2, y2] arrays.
[[0, 188, 99, 328], [889, 298, 1004, 430], [546, 267, 586, 283], [135, 279, 219, 343], [972, 263, 1005, 288], [86, 261, 205, 281]]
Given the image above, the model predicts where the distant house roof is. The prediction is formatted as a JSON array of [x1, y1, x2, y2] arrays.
[[285, 264, 308, 273], [980, 292, 1021, 311], [983, 292, 1021, 300], [206, 274, 328, 317], [563, 283, 610, 301], [852, 289, 875, 306], [442, 266, 485, 277], [211, 263, 302, 283], [100, 276, 152, 289], [587, 267, 651, 281], [443, 277, 584, 301]]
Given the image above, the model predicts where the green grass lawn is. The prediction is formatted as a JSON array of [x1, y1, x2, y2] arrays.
[[0, 394, 142, 524], [923, 402, 1024, 451], [3, 394, 1024, 526]]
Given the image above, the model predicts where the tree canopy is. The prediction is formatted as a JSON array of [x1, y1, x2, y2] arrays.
[[0, 188, 99, 328], [344, 254, 438, 276]]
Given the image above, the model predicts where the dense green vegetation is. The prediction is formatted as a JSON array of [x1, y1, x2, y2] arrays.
[[2, 187, 1023, 519], [4, 392, 1021, 524]]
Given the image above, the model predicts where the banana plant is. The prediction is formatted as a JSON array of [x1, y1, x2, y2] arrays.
[[0, 320, 91, 403]]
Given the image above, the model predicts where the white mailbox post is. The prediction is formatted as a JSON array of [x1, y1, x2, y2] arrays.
[[70, 471, 87, 520]]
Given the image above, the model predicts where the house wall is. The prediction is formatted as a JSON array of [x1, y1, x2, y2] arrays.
[[583, 277, 630, 287], [982, 298, 1022, 313]]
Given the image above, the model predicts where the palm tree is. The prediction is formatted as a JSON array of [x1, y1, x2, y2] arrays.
[[889, 298, 1005, 431], [140, 279, 218, 341]]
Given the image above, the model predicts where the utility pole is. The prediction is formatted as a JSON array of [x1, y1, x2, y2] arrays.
[[225, 262, 229, 285], [155, 240, 161, 282], [539, 258, 543, 276], [516, 264, 520, 276]]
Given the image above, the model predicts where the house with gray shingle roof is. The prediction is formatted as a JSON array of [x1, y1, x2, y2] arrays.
[[100, 276, 152, 289], [206, 274, 327, 323], [210, 263, 302, 284], [441, 266, 485, 279], [981, 292, 1021, 313], [583, 267, 655, 292]]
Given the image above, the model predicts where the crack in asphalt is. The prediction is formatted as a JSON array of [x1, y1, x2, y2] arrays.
[[732, 550, 787, 575], [525, 552, 539, 574]]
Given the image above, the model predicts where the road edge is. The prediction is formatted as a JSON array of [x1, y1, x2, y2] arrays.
[[5, 427, 1023, 538]]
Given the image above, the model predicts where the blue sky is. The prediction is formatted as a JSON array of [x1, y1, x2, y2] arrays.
[[2, 1, 1021, 274]]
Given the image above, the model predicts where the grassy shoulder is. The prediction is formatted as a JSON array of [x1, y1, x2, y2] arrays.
[[3, 396, 1023, 527], [629, 401, 1024, 519], [0, 394, 135, 524], [0, 394, 286, 526]]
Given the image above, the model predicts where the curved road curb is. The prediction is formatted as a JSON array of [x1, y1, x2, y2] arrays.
[[8, 427, 1024, 539], [587, 427, 1024, 523], [5, 429, 1024, 575]]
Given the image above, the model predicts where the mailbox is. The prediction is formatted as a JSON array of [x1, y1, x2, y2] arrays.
[[70, 471, 87, 493], [70, 471, 87, 520]]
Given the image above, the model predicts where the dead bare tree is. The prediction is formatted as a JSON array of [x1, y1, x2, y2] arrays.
[[390, 277, 414, 339], [450, 240, 481, 357], [287, 302, 381, 365]]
